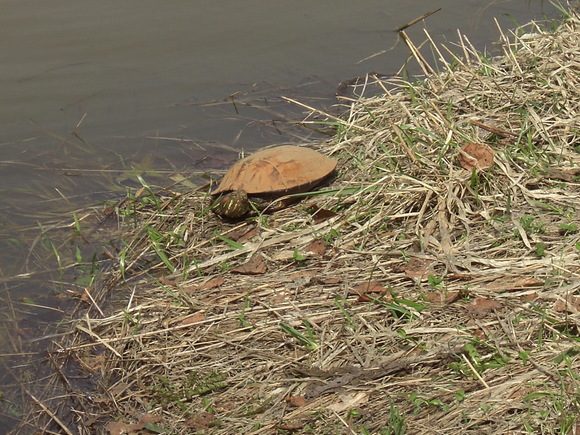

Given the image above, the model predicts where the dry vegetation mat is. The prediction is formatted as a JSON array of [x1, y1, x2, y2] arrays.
[[21, 8, 580, 435]]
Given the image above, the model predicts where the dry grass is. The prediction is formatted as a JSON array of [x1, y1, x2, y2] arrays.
[[17, 7, 580, 435]]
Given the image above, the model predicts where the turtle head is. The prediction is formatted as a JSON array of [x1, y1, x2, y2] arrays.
[[212, 190, 250, 219]]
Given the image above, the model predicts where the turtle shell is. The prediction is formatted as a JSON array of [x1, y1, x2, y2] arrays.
[[212, 145, 337, 198]]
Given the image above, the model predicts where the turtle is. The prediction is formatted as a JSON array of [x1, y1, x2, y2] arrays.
[[211, 145, 337, 219]]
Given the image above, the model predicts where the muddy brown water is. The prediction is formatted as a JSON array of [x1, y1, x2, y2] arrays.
[[0, 0, 560, 429]]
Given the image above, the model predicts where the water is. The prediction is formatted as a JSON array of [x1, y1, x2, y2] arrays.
[[0, 0, 560, 429]]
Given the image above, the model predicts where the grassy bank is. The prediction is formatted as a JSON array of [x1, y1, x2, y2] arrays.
[[21, 6, 580, 434]]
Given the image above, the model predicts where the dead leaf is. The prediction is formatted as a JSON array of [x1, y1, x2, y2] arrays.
[[286, 395, 306, 407], [227, 224, 259, 242], [458, 143, 494, 171], [520, 292, 539, 303], [203, 277, 225, 289], [181, 312, 206, 325], [139, 414, 162, 424], [465, 297, 502, 318], [105, 421, 143, 435], [447, 273, 476, 280], [278, 421, 305, 431], [352, 281, 388, 302], [182, 277, 225, 294], [305, 239, 327, 256], [472, 328, 486, 340], [186, 412, 216, 430], [425, 291, 460, 304], [327, 392, 369, 412], [158, 276, 181, 286], [404, 257, 432, 279], [486, 276, 543, 292], [236, 226, 260, 242], [425, 292, 444, 303], [289, 269, 317, 280], [232, 254, 267, 275], [445, 291, 461, 304], [306, 204, 338, 223], [553, 295, 580, 313], [105, 421, 135, 435]]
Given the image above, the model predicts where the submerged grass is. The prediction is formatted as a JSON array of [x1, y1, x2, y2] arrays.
[[14, 7, 580, 434]]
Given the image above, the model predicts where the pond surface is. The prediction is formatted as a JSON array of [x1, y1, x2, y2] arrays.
[[0, 0, 560, 429]]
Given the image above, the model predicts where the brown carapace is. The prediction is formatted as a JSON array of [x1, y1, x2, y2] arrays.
[[211, 145, 337, 219]]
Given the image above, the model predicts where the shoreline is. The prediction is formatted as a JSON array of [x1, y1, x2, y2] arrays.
[[20, 6, 580, 434]]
